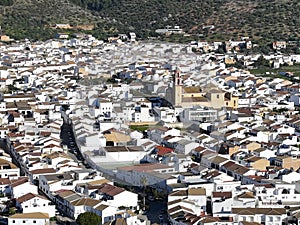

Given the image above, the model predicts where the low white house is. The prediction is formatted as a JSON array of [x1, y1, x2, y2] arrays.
[[84, 146, 148, 167], [116, 163, 175, 192], [16, 193, 56, 217], [11, 177, 38, 198], [175, 139, 200, 155], [0, 158, 20, 178], [211, 192, 233, 217], [90, 183, 138, 209], [232, 208, 287, 225], [8, 212, 50, 225]]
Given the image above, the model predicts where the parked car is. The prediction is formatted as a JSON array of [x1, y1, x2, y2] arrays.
[[147, 196, 154, 201], [159, 214, 163, 221], [155, 196, 164, 201]]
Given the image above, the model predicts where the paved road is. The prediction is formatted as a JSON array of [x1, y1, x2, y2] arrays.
[[144, 199, 169, 224], [60, 122, 85, 164]]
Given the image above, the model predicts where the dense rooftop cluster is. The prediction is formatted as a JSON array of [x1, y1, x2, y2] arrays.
[[0, 35, 299, 225]]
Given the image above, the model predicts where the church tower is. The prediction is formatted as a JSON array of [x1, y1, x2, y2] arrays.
[[173, 67, 182, 106]]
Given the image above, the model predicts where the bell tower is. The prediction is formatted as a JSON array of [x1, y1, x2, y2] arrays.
[[173, 67, 182, 106]]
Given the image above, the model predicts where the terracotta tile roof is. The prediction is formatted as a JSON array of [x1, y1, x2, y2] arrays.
[[55, 189, 76, 197], [155, 146, 174, 156], [30, 168, 57, 175], [43, 144, 61, 149], [237, 192, 255, 199], [95, 204, 109, 211], [70, 197, 101, 207], [17, 193, 47, 203], [193, 146, 206, 152], [97, 183, 125, 197], [222, 161, 236, 169], [29, 152, 42, 157], [0, 178, 10, 185], [44, 151, 71, 160], [163, 135, 175, 141], [9, 212, 49, 219], [254, 183, 274, 188], [11, 177, 28, 188], [87, 179, 110, 186], [157, 126, 171, 132], [202, 170, 221, 179], [169, 190, 187, 197], [168, 205, 193, 214], [232, 208, 286, 215], [201, 149, 217, 156], [104, 131, 131, 143], [211, 155, 228, 164], [168, 198, 182, 206], [141, 141, 155, 147], [227, 164, 249, 174], [183, 86, 201, 93], [200, 216, 221, 224], [212, 191, 232, 199], [104, 146, 143, 152], [245, 156, 263, 163], [188, 188, 206, 196]]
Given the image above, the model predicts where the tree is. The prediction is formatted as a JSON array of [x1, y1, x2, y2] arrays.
[[254, 55, 270, 68], [76, 212, 102, 225], [140, 176, 147, 211]]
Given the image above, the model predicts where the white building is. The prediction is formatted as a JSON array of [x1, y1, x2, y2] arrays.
[[8, 212, 50, 225], [153, 107, 177, 123], [16, 193, 56, 217], [90, 99, 113, 118], [181, 107, 218, 122]]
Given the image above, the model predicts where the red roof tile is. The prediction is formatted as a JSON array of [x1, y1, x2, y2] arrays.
[[155, 146, 174, 156]]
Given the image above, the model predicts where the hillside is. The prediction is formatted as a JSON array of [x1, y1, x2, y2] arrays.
[[0, 0, 105, 40], [0, 0, 300, 42]]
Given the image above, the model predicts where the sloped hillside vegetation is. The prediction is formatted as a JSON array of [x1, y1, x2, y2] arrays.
[[0, 0, 299, 41]]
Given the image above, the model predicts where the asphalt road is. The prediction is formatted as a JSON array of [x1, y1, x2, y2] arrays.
[[144, 199, 169, 225], [60, 123, 85, 164]]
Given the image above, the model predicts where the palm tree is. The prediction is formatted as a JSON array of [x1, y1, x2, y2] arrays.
[[140, 176, 147, 211]]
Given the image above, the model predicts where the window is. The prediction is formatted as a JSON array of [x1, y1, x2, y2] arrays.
[[23, 220, 26, 223], [217, 94, 219, 99], [33, 220, 36, 224], [12, 220, 15, 223]]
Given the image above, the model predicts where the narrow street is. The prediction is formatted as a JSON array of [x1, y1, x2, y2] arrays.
[[145, 200, 168, 225], [60, 113, 170, 224], [60, 122, 85, 163]]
